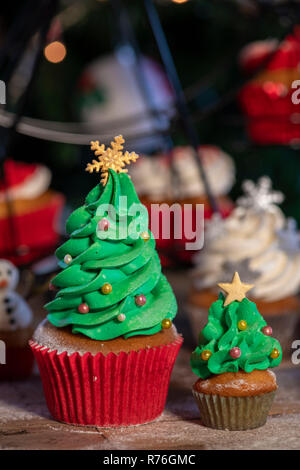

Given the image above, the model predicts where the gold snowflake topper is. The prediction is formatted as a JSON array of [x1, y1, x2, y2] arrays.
[[86, 135, 139, 186]]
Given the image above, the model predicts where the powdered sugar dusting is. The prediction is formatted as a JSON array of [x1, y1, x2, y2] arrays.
[[32, 321, 86, 356], [267, 369, 276, 381], [0, 377, 50, 424], [205, 379, 258, 392]]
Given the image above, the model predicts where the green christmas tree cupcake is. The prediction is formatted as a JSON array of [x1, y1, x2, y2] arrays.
[[191, 272, 282, 431], [30, 136, 182, 427]]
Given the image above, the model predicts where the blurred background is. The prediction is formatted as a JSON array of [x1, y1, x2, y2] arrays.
[[0, 0, 300, 317]]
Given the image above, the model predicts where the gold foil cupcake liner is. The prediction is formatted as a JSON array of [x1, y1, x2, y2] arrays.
[[192, 389, 276, 430]]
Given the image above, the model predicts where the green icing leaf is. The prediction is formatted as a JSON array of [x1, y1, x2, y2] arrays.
[[56, 237, 90, 260], [52, 264, 97, 288], [66, 206, 92, 235]]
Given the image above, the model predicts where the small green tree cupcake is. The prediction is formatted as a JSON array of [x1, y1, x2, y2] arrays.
[[191, 272, 282, 430]]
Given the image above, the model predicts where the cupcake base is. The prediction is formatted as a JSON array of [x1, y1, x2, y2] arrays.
[[192, 389, 276, 431], [30, 321, 183, 427], [192, 370, 277, 430]]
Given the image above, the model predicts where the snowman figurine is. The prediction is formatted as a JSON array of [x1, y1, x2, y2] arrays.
[[0, 259, 33, 331]]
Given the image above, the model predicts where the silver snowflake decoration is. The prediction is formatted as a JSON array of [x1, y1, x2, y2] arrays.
[[221, 259, 261, 284], [205, 213, 225, 242], [277, 217, 300, 253], [237, 176, 284, 212]]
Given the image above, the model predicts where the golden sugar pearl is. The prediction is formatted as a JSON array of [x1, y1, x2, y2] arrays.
[[117, 313, 126, 322], [101, 283, 112, 295], [64, 254, 72, 264], [238, 320, 247, 331], [141, 231, 150, 242], [270, 348, 280, 359], [161, 318, 172, 329], [201, 350, 212, 361]]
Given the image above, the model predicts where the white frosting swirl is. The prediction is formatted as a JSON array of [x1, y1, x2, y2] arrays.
[[193, 205, 300, 301]]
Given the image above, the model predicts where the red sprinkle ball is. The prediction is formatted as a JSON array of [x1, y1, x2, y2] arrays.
[[230, 347, 241, 359], [98, 218, 110, 231], [78, 303, 90, 314], [262, 325, 273, 336], [135, 294, 146, 306]]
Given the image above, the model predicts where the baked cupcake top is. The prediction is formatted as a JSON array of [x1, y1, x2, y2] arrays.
[[45, 136, 177, 341], [193, 176, 300, 302], [191, 272, 282, 379]]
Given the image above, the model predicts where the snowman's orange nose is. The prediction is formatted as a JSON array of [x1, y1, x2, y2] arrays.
[[0, 279, 8, 288]]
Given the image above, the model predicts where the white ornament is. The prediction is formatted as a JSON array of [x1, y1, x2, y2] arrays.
[[0, 260, 33, 332], [237, 176, 284, 212]]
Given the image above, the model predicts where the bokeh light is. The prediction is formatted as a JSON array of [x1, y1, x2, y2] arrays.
[[44, 41, 66, 64]]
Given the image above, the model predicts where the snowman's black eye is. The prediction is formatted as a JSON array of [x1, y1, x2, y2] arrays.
[[7, 269, 12, 276]]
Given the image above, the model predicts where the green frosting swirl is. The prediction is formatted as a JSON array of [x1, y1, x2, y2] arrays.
[[191, 293, 282, 379], [46, 169, 177, 340]]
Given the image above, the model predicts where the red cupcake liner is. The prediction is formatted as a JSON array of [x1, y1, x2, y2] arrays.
[[0, 345, 34, 381], [30, 335, 183, 427]]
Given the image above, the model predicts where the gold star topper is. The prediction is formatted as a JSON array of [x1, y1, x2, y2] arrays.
[[218, 272, 254, 307], [86, 135, 139, 186]]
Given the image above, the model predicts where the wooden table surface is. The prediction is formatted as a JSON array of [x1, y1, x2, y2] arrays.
[[0, 270, 300, 450]]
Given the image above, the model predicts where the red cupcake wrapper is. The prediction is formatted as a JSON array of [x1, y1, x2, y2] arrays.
[[30, 335, 183, 427]]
